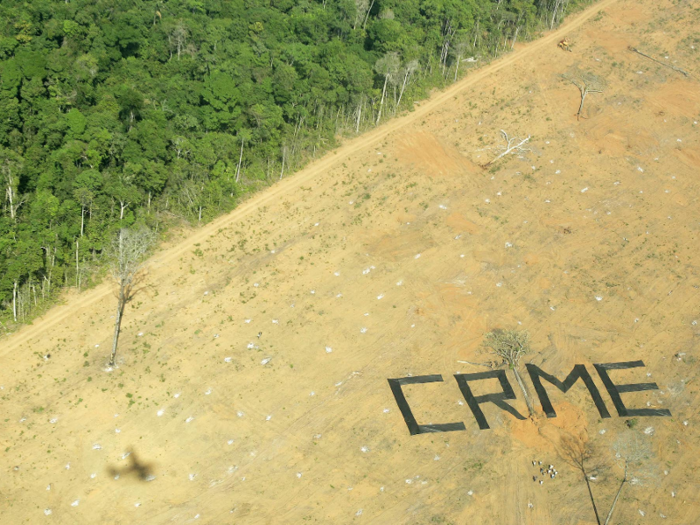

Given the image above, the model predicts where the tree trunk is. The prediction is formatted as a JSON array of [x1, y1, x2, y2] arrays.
[[362, 0, 375, 29], [13, 280, 18, 322], [511, 26, 520, 49], [7, 181, 15, 220], [551, 0, 563, 29], [279, 145, 287, 180], [512, 367, 535, 416], [109, 286, 125, 367], [80, 206, 85, 237], [75, 239, 80, 289], [577, 89, 588, 120], [334, 106, 342, 134], [603, 465, 627, 525], [48, 246, 55, 295], [398, 69, 413, 108], [484, 134, 531, 167], [236, 138, 244, 183], [376, 76, 388, 126]]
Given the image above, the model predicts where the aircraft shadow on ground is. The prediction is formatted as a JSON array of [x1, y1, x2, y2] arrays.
[[107, 448, 156, 482]]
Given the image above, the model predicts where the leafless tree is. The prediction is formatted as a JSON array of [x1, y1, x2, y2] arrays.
[[439, 18, 456, 76], [563, 70, 605, 121], [353, 0, 375, 30], [1, 149, 25, 221], [108, 228, 155, 367], [74, 187, 95, 237], [482, 329, 535, 415], [549, 0, 571, 29], [604, 431, 653, 524], [482, 130, 531, 167], [450, 37, 470, 82], [168, 22, 189, 60], [397, 60, 419, 108], [353, 0, 368, 29], [374, 52, 400, 126], [560, 430, 654, 525]]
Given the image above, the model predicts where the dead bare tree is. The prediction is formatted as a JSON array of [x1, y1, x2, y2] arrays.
[[353, 0, 375, 30], [482, 130, 531, 167], [74, 187, 95, 237], [108, 228, 155, 367], [604, 431, 653, 525], [168, 22, 189, 61], [450, 36, 470, 82], [353, 0, 369, 29], [397, 60, 419, 108], [549, 0, 571, 29], [482, 329, 535, 416], [374, 52, 400, 126], [561, 430, 654, 525], [1, 148, 25, 222], [563, 70, 605, 121]]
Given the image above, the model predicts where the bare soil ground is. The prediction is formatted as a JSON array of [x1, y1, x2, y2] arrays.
[[2, 0, 700, 523]]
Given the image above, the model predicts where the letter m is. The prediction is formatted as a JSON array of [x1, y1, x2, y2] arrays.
[[525, 364, 611, 419]]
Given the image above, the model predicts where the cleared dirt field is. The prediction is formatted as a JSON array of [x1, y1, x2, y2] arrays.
[[2, 0, 700, 523]]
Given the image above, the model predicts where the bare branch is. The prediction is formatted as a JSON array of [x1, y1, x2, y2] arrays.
[[457, 359, 495, 369], [483, 130, 531, 167]]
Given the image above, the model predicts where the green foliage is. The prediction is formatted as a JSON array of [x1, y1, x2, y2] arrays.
[[0, 0, 586, 326]]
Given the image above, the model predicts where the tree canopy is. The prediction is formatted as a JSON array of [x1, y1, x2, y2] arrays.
[[0, 0, 587, 326]]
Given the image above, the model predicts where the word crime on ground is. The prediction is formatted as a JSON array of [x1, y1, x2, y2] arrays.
[[388, 361, 671, 435]]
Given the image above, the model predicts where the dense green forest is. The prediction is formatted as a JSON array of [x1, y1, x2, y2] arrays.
[[0, 0, 585, 326]]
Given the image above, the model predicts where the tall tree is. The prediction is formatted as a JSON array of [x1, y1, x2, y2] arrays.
[[108, 227, 154, 368], [374, 51, 400, 126]]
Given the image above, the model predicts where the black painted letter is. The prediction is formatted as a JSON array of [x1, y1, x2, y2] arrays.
[[526, 364, 611, 419], [593, 361, 671, 417], [454, 370, 526, 430], [387, 375, 466, 435]]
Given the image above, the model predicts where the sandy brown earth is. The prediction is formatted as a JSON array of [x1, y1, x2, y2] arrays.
[[2, 0, 700, 523]]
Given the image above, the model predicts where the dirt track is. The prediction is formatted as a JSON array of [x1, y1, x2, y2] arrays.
[[4, 0, 700, 522]]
